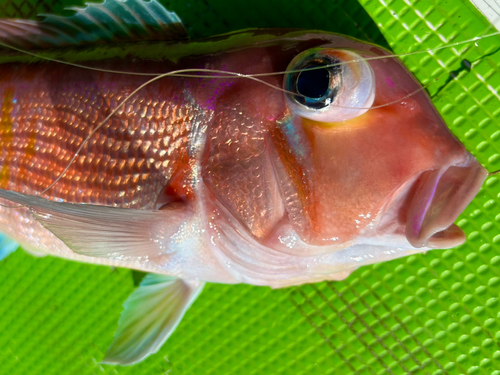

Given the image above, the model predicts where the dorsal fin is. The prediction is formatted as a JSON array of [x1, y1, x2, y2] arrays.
[[0, 0, 188, 50]]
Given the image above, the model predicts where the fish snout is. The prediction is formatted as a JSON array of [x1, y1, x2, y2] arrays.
[[404, 157, 487, 248]]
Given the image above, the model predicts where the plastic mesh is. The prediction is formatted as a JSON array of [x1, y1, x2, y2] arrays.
[[0, 0, 499, 374]]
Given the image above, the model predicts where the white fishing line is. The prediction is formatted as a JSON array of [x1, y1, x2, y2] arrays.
[[0, 30, 498, 199], [0, 31, 499, 77]]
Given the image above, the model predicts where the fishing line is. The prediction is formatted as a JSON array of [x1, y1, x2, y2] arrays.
[[37, 74, 431, 195], [0, 60, 430, 206], [0, 201, 25, 209], [37, 66, 330, 195], [0, 30, 499, 78], [0, 30, 494, 115], [0, 43, 452, 107], [0, 30, 496, 200], [0, 40, 157, 76]]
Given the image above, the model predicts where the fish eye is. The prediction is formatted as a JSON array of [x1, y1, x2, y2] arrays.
[[284, 48, 375, 123], [292, 60, 341, 109]]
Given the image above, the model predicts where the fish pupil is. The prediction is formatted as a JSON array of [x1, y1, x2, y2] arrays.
[[286, 54, 342, 110], [296, 65, 330, 99]]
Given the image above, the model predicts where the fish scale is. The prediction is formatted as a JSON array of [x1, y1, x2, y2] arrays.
[[0, 62, 197, 208], [204, 100, 285, 240]]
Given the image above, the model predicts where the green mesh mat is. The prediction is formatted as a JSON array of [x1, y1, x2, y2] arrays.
[[0, 0, 499, 374]]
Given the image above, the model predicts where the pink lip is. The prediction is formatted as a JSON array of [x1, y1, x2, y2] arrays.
[[405, 159, 487, 248]]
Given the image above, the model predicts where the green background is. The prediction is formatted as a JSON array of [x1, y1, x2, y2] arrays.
[[1, 0, 500, 374]]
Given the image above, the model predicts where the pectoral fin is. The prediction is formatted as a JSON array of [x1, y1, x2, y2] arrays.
[[103, 274, 204, 365], [0, 189, 191, 260], [0, 233, 18, 261]]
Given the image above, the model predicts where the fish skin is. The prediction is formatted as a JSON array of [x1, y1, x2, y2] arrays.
[[0, 28, 488, 287], [0, 30, 367, 276]]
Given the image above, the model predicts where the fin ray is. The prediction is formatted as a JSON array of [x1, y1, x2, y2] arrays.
[[0, 189, 191, 260], [103, 274, 204, 365], [0, 0, 187, 50]]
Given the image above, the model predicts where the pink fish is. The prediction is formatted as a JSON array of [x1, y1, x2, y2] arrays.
[[0, 0, 489, 365]]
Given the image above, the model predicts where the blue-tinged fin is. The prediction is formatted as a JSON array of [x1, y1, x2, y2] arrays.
[[0, 0, 187, 50], [103, 274, 204, 365], [0, 233, 18, 262]]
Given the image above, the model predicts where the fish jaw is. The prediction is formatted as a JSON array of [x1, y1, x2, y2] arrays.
[[402, 158, 487, 248], [275, 104, 473, 248]]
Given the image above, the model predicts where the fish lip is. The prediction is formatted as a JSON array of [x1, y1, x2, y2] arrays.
[[404, 157, 488, 249]]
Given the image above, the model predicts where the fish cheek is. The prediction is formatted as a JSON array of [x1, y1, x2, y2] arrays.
[[297, 108, 424, 243], [299, 124, 380, 243]]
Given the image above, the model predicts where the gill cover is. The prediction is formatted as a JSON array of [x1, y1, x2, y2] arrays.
[[284, 48, 375, 122]]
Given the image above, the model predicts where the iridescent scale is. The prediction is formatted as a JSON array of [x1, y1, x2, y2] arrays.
[[0, 62, 203, 208]]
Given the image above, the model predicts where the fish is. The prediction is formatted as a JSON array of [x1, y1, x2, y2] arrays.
[[0, 0, 492, 365]]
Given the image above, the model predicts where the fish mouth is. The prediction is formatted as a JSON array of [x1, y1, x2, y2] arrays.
[[404, 159, 487, 248]]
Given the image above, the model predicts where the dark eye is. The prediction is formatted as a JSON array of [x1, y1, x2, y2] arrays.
[[297, 65, 330, 99], [283, 48, 375, 123], [286, 58, 342, 110]]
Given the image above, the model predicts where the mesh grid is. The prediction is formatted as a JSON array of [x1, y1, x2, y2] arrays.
[[0, 0, 499, 374]]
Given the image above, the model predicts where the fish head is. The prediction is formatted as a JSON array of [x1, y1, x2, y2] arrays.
[[275, 45, 488, 250], [277, 48, 487, 248], [200, 33, 488, 286]]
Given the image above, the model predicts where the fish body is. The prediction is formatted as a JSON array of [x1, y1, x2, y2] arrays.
[[0, 30, 403, 282], [0, 0, 489, 364]]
